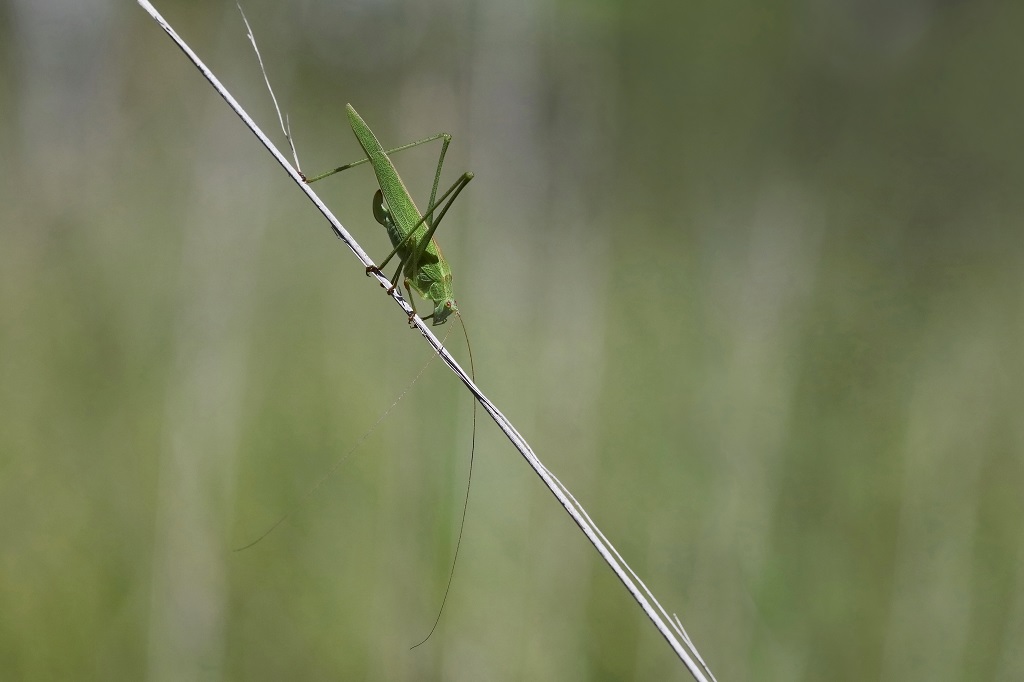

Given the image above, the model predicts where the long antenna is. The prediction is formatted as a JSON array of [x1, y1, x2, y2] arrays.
[[410, 312, 477, 649]]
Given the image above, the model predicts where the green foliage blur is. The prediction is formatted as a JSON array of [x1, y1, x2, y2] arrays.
[[1, 0, 1022, 679]]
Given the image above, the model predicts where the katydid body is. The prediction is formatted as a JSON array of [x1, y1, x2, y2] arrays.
[[306, 104, 473, 325]]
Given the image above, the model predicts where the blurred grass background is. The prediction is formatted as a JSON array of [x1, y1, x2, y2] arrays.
[[1, 0, 1023, 679]]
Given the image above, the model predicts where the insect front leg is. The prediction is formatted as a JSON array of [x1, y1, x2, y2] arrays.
[[388, 261, 405, 295], [364, 190, 406, 297], [404, 280, 421, 326], [362, 259, 402, 295]]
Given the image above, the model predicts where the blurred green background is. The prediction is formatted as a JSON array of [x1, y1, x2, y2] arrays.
[[2, 0, 1022, 679]]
